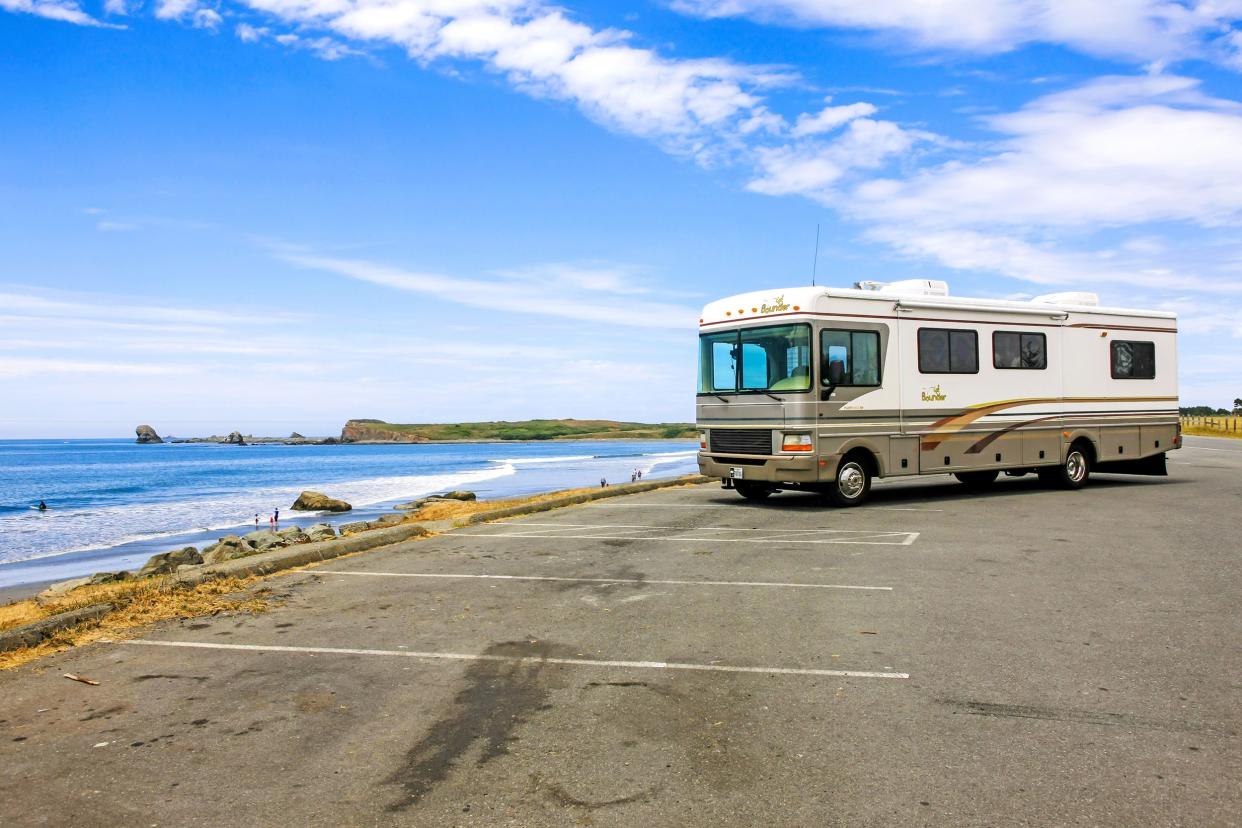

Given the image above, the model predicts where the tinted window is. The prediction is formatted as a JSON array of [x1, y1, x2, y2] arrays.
[[1111, 340, 1155, 379], [821, 329, 881, 386], [994, 331, 1047, 369], [919, 328, 977, 373]]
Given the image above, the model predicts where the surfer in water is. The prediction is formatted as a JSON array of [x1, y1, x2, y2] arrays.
[[37, 500, 47, 511]]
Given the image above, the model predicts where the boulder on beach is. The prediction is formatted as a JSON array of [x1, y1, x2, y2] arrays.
[[202, 535, 255, 565], [223, 431, 246, 445], [242, 529, 290, 552], [35, 576, 93, 605], [440, 490, 477, 501], [305, 523, 336, 542], [340, 515, 403, 536], [277, 526, 309, 545], [138, 546, 203, 578], [135, 424, 163, 444], [292, 491, 352, 512], [88, 571, 131, 586]]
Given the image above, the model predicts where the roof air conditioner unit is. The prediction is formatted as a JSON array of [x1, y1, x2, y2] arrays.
[[1032, 291, 1099, 307], [856, 279, 949, 297]]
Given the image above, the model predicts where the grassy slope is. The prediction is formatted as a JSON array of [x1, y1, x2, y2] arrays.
[[1180, 416, 1242, 440], [346, 418, 697, 441]]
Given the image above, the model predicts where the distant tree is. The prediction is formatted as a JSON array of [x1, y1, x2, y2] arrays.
[[1234, 397, 1242, 415]]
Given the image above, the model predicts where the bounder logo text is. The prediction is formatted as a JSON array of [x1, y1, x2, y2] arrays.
[[921, 385, 947, 402], [760, 295, 790, 314]]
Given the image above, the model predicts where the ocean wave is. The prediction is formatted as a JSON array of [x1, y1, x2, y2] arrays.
[[496, 454, 596, 465], [0, 463, 516, 566]]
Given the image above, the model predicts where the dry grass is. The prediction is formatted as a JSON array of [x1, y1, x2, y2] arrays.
[[1181, 416, 1242, 440], [0, 576, 269, 671]]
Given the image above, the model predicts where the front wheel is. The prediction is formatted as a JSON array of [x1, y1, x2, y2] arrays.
[[734, 481, 773, 501], [1039, 445, 1091, 490], [954, 470, 999, 490], [826, 457, 872, 507]]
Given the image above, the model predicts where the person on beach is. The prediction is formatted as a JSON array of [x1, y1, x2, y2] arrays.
[[631, 472, 636, 483], [600, 478, 607, 488], [637, 469, 643, 480], [255, 513, 260, 528], [274, 507, 280, 525]]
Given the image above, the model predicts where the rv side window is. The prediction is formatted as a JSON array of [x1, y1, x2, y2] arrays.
[[1111, 340, 1155, 379], [993, 331, 1047, 370], [918, 328, 978, 374], [820, 330, 881, 386]]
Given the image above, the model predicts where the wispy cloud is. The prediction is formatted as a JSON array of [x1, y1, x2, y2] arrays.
[[0, 0, 117, 26], [278, 251, 698, 328]]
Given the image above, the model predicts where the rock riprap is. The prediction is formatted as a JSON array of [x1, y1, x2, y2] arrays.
[[291, 491, 352, 512], [202, 535, 253, 565], [135, 424, 163, 444], [138, 547, 203, 577]]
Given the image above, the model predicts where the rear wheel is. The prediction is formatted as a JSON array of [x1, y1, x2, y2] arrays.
[[826, 456, 872, 507], [1039, 444, 1091, 490], [734, 481, 773, 501], [954, 470, 999, 490]]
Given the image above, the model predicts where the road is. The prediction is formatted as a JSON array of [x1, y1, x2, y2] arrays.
[[2, 436, 1239, 826]]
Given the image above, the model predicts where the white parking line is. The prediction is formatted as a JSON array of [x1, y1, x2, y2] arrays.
[[121, 639, 909, 680], [588, 503, 944, 512], [477, 521, 920, 545], [461, 531, 920, 546], [325, 570, 893, 591]]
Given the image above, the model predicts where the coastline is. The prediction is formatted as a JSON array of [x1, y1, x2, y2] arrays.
[[0, 438, 700, 598]]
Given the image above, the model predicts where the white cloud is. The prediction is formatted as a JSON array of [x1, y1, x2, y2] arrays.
[[0, 0, 112, 26], [791, 99, 878, 136], [748, 117, 926, 196], [236, 21, 267, 39], [672, 0, 1242, 67], [279, 251, 698, 328], [849, 75, 1242, 229], [103, 0, 127, 14], [0, 357, 179, 379], [154, 0, 199, 19]]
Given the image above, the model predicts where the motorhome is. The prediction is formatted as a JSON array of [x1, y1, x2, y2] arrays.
[[696, 280, 1179, 506]]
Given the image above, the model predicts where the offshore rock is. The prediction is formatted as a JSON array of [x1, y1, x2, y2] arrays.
[[223, 431, 246, 445], [292, 491, 352, 512], [138, 547, 203, 577], [135, 425, 163, 444]]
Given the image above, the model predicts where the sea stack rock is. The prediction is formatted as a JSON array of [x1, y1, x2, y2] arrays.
[[291, 490, 352, 512], [223, 431, 246, 445], [135, 424, 163, 444]]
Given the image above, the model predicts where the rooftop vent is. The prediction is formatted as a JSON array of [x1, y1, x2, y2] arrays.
[[1032, 291, 1099, 307], [855, 279, 949, 297]]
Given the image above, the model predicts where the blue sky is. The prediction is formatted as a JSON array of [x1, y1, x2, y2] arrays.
[[2, 0, 1241, 437]]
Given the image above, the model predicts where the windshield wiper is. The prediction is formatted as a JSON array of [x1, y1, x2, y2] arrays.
[[764, 393, 784, 402], [713, 395, 730, 404]]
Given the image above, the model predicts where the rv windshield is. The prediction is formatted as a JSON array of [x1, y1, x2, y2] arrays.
[[698, 324, 812, 394]]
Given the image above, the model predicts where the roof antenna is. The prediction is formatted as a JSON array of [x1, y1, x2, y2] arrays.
[[811, 223, 820, 287]]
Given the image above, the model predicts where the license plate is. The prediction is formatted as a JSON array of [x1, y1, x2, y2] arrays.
[[730, 467, 744, 479]]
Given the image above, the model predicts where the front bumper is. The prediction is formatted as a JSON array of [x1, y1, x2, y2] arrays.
[[697, 453, 820, 484]]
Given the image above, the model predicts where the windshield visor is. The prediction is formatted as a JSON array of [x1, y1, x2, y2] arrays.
[[699, 324, 812, 394]]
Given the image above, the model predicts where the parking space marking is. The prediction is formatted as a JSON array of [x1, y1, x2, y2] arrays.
[[462, 533, 919, 546], [122, 639, 909, 679], [587, 503, 944, 513], [325, 570, 894, 591]]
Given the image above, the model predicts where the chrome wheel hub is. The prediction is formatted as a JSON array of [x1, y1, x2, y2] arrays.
[[1066, 451, 1086, 483], [838, 463, 866, 499]]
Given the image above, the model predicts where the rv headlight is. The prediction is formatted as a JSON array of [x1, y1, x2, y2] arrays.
[[782, 433, 814, 452], [699, 431, 708, 450]]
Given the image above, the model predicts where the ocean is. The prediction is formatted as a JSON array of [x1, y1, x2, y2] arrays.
[[0, 438, 699, 589]]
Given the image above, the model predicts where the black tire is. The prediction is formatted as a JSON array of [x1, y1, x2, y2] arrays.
[[954, 470, 999, 490], [825, 455, 872, 507], [1039, 443, 1091, 490], [734, 481, 773, 501]]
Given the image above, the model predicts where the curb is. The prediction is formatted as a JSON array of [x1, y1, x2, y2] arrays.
[[463, 474, 712, 525], [0, 603, 114, 654]]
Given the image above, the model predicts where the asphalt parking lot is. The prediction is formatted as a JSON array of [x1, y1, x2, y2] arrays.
[[2, 435, 1240, 827]]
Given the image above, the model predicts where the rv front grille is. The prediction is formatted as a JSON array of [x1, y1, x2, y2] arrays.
[[709, 429, 773, 455]]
